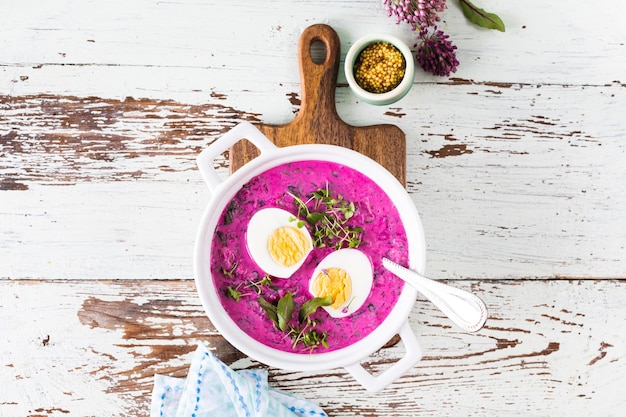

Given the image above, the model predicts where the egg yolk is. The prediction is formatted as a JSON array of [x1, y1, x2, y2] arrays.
[[267, 226, 311, 267], [311, 267, 353, 310]]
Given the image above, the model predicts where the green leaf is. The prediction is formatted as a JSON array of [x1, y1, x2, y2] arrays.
[[258, 274, 272, 286], [343, 202, 355, 220], [226, 286, 242, 302], [258, 298, 279, 329], [313, 188, 329, 199], [320, 333, 329, 348], [306, 212, 325, 224], [277, 293, 294, 332], [224, 200, 238, 225], [459, 0, 505, 32], [298, 296, 332, 323]]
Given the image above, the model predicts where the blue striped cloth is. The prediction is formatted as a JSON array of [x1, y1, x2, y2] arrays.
[[150, 344, 328, 417]]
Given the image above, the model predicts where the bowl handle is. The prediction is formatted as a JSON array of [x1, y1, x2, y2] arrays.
[[196, 121, 277, 192], [344, 321, 422, 392]]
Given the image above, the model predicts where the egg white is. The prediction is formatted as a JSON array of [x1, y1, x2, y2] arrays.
[[309, 248, 373, 318], [246, 207, 313, 278]]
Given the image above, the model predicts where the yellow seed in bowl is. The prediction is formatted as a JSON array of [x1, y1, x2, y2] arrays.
[[353, 42, 406, 94]]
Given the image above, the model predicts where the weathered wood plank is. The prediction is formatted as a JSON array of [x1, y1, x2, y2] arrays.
[[2, 2, 625, 417], [2, 82, 625, 280], [0, 94, 260, 186], [1, 0, 625, 96], [1, 279, 624, 416]]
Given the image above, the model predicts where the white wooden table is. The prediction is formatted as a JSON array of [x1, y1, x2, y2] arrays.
[[2, 1, 625, 415]]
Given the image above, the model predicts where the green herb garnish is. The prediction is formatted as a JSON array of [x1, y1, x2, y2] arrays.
[[276, 292, 294, 332], [225, 273, 272, 301], [223, 199, 239, 225], [258, 297, 280, 328], [298, 296, 333, 323], [226, 285, 242, 302], [220, 262, 239, 278], [289, 321, 328, 351], [248, 273, 272, 295], [290, 183, 363, 251], [258, 293, 332, 352]]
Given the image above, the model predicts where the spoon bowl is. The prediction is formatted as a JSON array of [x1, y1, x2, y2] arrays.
[[382, 258, 488, 333]]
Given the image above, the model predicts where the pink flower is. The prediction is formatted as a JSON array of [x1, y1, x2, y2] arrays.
[[415, 28, 459, 77], [382, 0, 460, 77], [382, 0, 447, 32]]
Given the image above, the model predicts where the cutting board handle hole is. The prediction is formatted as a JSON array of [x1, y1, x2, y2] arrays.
[[309, 39, 327, 65]]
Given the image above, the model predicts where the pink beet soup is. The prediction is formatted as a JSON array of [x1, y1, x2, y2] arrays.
[[209, 159, 409, 353]]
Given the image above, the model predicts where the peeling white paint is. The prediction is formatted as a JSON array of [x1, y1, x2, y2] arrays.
[[1, 0, 626, 416]]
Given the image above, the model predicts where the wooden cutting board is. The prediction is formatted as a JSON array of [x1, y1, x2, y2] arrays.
[[229, 24, 406, 185]]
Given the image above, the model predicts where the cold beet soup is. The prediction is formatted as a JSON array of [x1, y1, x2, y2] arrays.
[[209, 159, 409, 353]]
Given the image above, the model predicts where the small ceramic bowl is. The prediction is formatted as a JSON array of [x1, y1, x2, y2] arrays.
[[344, 33, 415, 106]]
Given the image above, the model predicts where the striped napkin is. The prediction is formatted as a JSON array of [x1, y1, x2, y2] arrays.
[[150, 344, 328, 417]]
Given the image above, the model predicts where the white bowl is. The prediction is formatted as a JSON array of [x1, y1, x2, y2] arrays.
[[344, 33, 415, 106], [194, 122, 426, 391]]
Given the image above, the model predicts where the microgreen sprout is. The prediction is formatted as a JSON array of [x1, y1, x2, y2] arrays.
[[288, 319, 328, 352], [226, 273, 272, 301], [220, 262, 239, 278], [289, 183, 363, 251], [226, 285, 243, 302], [341, 297, 356, 314], [248, 273, 272, 295], [258, 293, 332, 352]]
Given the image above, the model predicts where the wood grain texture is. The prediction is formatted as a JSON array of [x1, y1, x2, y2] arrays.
[[1, 279, 625, 417], [230, 24, 406, 184], [2, 82, 624, 281], [0, 94, 260, 188], [2, 0, 626, 415], [2, 1, 625, 92]]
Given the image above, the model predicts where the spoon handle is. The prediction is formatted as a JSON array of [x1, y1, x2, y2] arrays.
[[382, 258, 488, 333]]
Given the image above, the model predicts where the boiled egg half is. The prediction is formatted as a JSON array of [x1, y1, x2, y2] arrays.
[[246, 207, 313, 278], [309, 248, 373, 318]]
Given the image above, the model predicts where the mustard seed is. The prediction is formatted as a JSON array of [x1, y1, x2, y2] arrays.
[[353, 42, 406, 94]]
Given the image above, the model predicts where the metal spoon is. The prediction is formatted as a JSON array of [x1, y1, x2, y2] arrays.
[[382, 258, 488, 333]]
